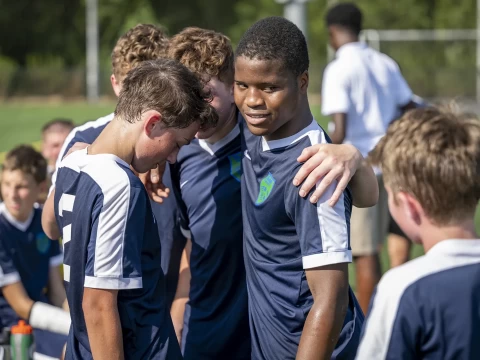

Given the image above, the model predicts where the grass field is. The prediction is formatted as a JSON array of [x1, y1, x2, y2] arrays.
[[1, 101, 479, 289]]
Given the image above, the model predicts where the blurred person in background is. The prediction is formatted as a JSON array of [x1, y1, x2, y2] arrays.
[[322, 2, 415, 313], [0, 145, 69, 360], [41, 119, 75, 177], [42, 23, 187, 307]]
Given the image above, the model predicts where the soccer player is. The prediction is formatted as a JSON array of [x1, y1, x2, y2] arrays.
[[167, 25, 379, 360], [0, 145, 69, 359], [43, 24, 185, 306], [167, 27, 250, 359], [41, 118, 75, 177], [356, 107, 480, 359], [52, 59, 217, 359], [234, 17, 366, 359], [322, 2, 415, 312]]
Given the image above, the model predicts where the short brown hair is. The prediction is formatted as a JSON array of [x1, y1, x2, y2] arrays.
[[42, 118, 74, 135], [369, 107, 480, 225], [168, 27, 234, 85], [115, 58, 218, 130], [111, 24, 169, 82], [2, 145, 47, 184]]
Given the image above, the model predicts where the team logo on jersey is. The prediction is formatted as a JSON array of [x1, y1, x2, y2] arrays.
[[228, 152, 242, 182], [36, 232, 51, 254], [255, 173, 276, 205]]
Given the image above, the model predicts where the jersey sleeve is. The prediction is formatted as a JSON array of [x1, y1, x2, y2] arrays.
[[0, 235, 20, 287], [285, 166, 352, 269], [48, 238, 63, 268], [321, 61, 350, 116], [170, 163, 191, 239], [83, 179, 146, 290], [356, 273, 420, 359]]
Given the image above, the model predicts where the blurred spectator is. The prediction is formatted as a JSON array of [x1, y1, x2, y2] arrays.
[[41, 119, 74, 177], [0, 145, 69, 359]]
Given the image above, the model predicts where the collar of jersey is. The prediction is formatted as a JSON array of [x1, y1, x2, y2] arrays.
[[0, 202, 34, 232], [336, 41, 368, 58], [261, 119, 317, 152], [427, 239, 480, 258], [198, 124, 240, 156], [84, 148, 130, 168]]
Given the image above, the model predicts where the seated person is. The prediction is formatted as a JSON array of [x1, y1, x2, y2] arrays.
[[0, 145, 70, 359]]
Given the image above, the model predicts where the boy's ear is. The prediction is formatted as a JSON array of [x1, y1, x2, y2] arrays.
[[143, 110, 163, 137], [38, 180, 47, 194], [110, 74, 122, 97], [299, 71, 309, 94], [398, 192, 422, 226]]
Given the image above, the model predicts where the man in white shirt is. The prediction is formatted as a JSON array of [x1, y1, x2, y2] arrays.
[[321, 2, 415, 314]]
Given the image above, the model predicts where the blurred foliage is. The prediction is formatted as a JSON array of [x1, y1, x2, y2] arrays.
[[0, 0, 478, 98]]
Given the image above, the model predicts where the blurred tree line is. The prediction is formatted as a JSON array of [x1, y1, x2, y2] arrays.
[[0, 0, 477, 98]]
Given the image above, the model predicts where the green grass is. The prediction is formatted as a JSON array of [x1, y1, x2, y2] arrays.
[[0, 101, 116, 156], [1, 101, 479, 291]]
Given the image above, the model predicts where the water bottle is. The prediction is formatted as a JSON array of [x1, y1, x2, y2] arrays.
[[9, 321, 33, 360]]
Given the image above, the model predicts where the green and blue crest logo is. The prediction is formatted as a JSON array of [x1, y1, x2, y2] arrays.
[[36, 232, 51, 254], [228, 152, 242, 182], [255, 173, 276, 205]]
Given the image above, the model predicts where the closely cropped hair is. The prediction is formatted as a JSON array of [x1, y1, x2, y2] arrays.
[[168, 27, 234, 85], [369, 107, 480, 225], [2, 145, 47, 184], [235, 16, 309, 77], [326, 3, 363, 35], [115, 59, 218, 130], [111, 24, 169, 81], [42, 118, 74, 134]]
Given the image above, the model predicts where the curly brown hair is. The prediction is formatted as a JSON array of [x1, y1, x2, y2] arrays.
[[111, 24, 169, 82], [369, 106, 480, 225], [2, 145, 47, 184], [115, 59, 218, 130], [168, 27, 234, 85]]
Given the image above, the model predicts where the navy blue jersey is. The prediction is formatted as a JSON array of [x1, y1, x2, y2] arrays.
[[54, 149, 181, 360], [0, 204, 63, 328], [171, 124, 250, 360], [241, 118, 363, 360], [51, 113, 185, 307], [357, 239, 480, 360]]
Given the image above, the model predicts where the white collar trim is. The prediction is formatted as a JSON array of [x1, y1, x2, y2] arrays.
[[262, 119, 318, 151], [198, 124, 240, 156], [0, 203, 34, 232], [427, 239, 480, 257]]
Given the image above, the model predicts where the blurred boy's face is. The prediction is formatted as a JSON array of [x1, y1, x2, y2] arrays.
[[386, 187, 422, 245], [196, 77, 235, 141], [1, 170, 43, 222], [234, 56, 307, 141], [42, 130, 70, 167], [132, 114, 199, 173]]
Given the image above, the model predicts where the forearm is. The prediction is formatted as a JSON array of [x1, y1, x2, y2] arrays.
[[42, 189, 60, 239], [48, 267, 67, 307], [297, 299, 348, 360], [84, 306, 124, 360], [349, 155, 379, 208], [171, 241, 191, 342], [329, 129, 345, 145]]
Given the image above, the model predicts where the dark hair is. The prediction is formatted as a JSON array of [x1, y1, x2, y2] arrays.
[[42, 118, 74, 134], [326, 3, 363, 35], [168, 27, 234, 85], [115, 58, 218, 130], [2, 145, 47, 184], [235, 16, 309, 77]]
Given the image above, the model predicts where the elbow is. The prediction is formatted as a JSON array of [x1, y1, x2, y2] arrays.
[[353, 186, 379, 208]]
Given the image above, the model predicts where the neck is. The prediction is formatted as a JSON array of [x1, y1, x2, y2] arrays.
[[421, 218, 478, 253], [336, 36, 359, 51], [205, 106, 237, 144], [264, 97, 313, 141], [4, 204, 32, 223], [88, 117, 135, 164]]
